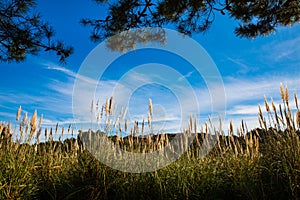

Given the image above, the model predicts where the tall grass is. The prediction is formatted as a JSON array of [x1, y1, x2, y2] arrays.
[[0, 85, 299, 199]]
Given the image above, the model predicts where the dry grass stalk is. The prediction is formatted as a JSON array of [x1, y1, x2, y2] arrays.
[[296, 110, 300, 128], [148, 114, 151, 128], [109, 96, 113, 115], [49, 128, 53, 141], [68, 124, 71, 133], [194, 117, 197, 135], [280, 83, 286, 102], [37, 128, 41, 143], [284, 109, 292, 130], [101, 105, 104, 118], [229, 120, 233, 136], [29, 110, 38, 139], [16, 106, 22, 121], [96, 98, 100, 111], [142, 119, 145, 135], [285, 87, 289, 104], [91, 99, 94, 114], [279, 104, 285, 126], [294, 92, 299, 110], [148, 98, 153, 117], [264, 96, 270, 112], [25, 123, 29, 134], [124, 119, 128, 132], [258, 104, 263, 121], [96, 111, 100, 122], [272, 100, 280, 127], [0, 123, 4, 135], [21, 112, 27, 126], [19, 121, 23, 133], [55, 122, 59, 134], [119, 121, 122, 132], [241, 120, 245, 136], [45, 128, 48, 139], [189, 115, 193, 133], [30, 110, 37, 129], [254, 135, 259, 157], [205, 122, 209, 134], [39, 114, 43, 126], [105, 97, 109, 115]]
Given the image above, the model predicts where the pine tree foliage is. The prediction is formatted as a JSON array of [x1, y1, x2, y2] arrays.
[[82, 0, 300, 41], [0, 0, 73, 63]]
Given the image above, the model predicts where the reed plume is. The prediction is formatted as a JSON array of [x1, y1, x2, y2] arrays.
[[16, 106, 22, 121]]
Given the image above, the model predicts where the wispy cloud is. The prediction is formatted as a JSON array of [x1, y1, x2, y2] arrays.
[[45, 63, 99, 86], [227, 105, 259, 115], [178, 71, 194, 81], [3, 58, 299, 134], [261, 35, 300, 62], [226, 57, 258, 75]]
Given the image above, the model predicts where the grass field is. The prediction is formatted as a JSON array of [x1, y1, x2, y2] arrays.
[[0, 85, 299, 199]]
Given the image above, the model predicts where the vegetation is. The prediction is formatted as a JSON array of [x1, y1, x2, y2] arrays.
[[1, 0, 300, 62], [0, 0, 73, 63], [0, 85, 300, 199], [82, 0, 300, 40]]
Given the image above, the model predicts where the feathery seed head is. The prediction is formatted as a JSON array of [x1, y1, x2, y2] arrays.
[[148, 98, 153, 117], [264, 96, 270, 112], [16, 106, 22, 121], [294, 92, 299, 110], [285, 87, 289, 103], [280, 83, 286, 101], [30, 110, 37, 130]]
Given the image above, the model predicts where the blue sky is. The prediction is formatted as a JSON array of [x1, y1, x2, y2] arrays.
[[1, 0, 300, 137]]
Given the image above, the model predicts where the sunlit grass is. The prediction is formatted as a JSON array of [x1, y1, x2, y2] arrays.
[[0, 85, 299, 199]]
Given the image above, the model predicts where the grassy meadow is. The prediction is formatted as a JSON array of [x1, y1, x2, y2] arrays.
[[0, 85, 300, 199]]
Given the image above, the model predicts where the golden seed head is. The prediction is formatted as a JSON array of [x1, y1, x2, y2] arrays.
[[21, 112, 27, 126], [148, 114, 151, 127], [264, 96, 270, 112], [148, 98, 153, 117], [294, 92, 299, 110], [258, 104, 263, 119], [280, 83, 286, 101], [285, 87, 289, 102], [30, 110, 37, 130], [16, 106, 22, 121], [229, 120, 233, 135], [25, 123, 29, 133], [271, 100, 276, 112]]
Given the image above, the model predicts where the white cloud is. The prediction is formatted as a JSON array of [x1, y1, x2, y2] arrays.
[[9, 61, 298, 135], [178, 71, 194, 81], [226, 57, 258, 75], [261, 35, 300, 62], [223, 74, 300, 105], [227, 105, 259, 115]]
